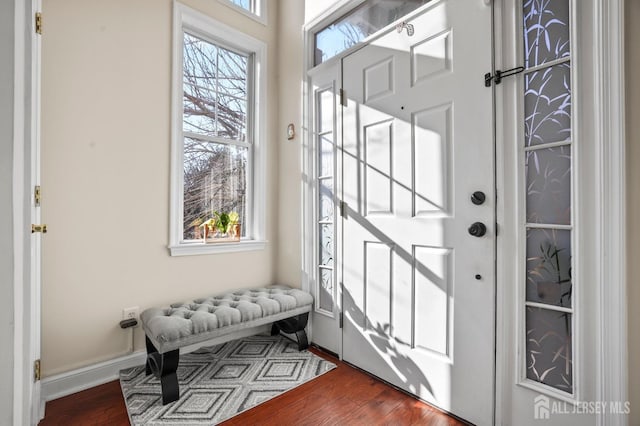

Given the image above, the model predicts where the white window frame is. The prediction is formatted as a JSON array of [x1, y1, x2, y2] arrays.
[[217, 0, 267, 26], [169, 3, 267, 256]]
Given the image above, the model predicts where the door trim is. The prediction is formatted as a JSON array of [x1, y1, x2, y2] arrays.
[[594, 0, 627, 424], [13, 0, 43, 423]]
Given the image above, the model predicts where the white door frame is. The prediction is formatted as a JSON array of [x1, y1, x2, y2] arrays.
[[493, 0, 627, 424], [13, 0, 42, 424], [304, 0, 627, 423]]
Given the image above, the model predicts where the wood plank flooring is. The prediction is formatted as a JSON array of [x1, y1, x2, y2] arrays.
[[39, 347, 468, 425]]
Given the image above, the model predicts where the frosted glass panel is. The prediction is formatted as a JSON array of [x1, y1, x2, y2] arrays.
[[318, 89, 334, 134], [318, 267, 334, 312], [319, 180, 334, 222], [523, 0, 570, 68], [319, 135, 334, 177], [526, 228, 572, 308], [319, 224, 334, 267], [526, 146, 571, 225], [525, 63, 571, 146], [526, 307, 573, 392]]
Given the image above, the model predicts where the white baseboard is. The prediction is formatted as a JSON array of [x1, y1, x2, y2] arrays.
[[41, 351, 147, 403], [40, 324, 273, 405]]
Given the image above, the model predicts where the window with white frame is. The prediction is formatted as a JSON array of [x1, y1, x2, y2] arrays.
[[170, 4, 266, 256]]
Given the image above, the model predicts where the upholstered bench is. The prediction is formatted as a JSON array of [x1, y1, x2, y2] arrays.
[[140, 285, 313, 404]]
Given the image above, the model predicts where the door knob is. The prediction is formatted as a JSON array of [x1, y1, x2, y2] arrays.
[[468, 222, 487, 237], [471, 191, 486, 205]]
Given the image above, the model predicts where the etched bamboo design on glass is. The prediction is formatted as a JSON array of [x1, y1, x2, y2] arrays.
[[522, 0, 574, 394]]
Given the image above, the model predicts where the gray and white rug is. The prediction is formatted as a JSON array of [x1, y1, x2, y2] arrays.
[[119, 335, 336, 425]]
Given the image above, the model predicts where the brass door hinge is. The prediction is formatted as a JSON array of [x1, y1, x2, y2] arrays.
[[34, 359, 41, 381], [31, 224, 47, 233], [339, 88, 347, 107], [34, 185, 41, 207], [339, 200, 347, 218], [35, 12, 42, 35]]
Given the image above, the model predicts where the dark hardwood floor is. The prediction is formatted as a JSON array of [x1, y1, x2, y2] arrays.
[[39, 347, 468, 425]]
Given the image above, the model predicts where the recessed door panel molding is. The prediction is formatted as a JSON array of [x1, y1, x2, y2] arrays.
[[364, 241, 393, 335], [364, 57, 395, 103], [413, 103, 452, 216], [413, 246, 452, 358], [364, 119, 394, 216], [411, 28, 453, 86]]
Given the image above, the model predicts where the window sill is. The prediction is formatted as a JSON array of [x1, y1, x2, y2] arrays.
[[169, 240, 267, 257]]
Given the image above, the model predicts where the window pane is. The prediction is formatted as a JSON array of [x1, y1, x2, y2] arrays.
[[523, 0, 570, 68], [319, 179, 334, 222], [524, 63, 571, 146], [217, 48, 248, 98], [319, 223, 334, 267], [526, 146, 571, 225], [183, 32, 248, 141], [318, 88, 334, 134], [230, 0, 250, 11], [319, 267, 334, 312], [526, 307, 573, 392], [183, 138, 248, 240], [314, 0, 428, 65], [526, 228, 572, 308], [319, 135, 334, 177]]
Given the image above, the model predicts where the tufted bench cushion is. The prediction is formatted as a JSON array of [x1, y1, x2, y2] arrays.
[[141, 285, 313, 354], [140, 285, 313, 404]]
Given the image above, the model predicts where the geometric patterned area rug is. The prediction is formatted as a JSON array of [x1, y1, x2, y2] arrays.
[[119, 335, 336, 425]]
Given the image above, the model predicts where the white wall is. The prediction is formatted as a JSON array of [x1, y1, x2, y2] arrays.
[[1, 0, 15, 423], [275, 0, 305, 286], [626, 0, 639, 423], [40, 0, 280, 377]]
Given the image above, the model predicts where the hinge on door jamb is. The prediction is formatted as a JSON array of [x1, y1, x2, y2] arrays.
[[34, 185, 41, 207], [339, 89, 347, 107], [34, 359, 41, 381], [339, 312, 343, 328], [35, 12, 42, 35], [339, 200, 347, 218]]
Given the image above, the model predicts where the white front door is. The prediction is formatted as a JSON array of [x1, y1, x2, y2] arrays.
[[341, 1, 495, 424]]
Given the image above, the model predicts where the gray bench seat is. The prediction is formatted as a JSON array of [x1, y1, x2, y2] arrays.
[[140, 285, 313, 404]]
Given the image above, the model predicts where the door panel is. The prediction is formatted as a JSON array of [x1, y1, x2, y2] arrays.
[[341, 1, 495, 424]]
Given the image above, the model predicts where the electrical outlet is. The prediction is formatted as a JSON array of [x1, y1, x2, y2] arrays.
[[122, 306, 139, 322]]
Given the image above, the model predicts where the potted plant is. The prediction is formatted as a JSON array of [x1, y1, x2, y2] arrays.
[[201, 211, 241, 243]]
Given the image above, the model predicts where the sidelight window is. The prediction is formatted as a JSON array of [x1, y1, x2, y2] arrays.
[[521, 0, 574, 395], [315, 85, 337, 315]]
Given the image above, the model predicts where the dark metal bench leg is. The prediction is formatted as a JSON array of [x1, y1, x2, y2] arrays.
[[145, 336, 157, 376], [273, 313, 310, 351], [145, 335, 180, 404], [270, 322, 280, 336], [159, 349, 180, 405], [295, 329, 308, 350]]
